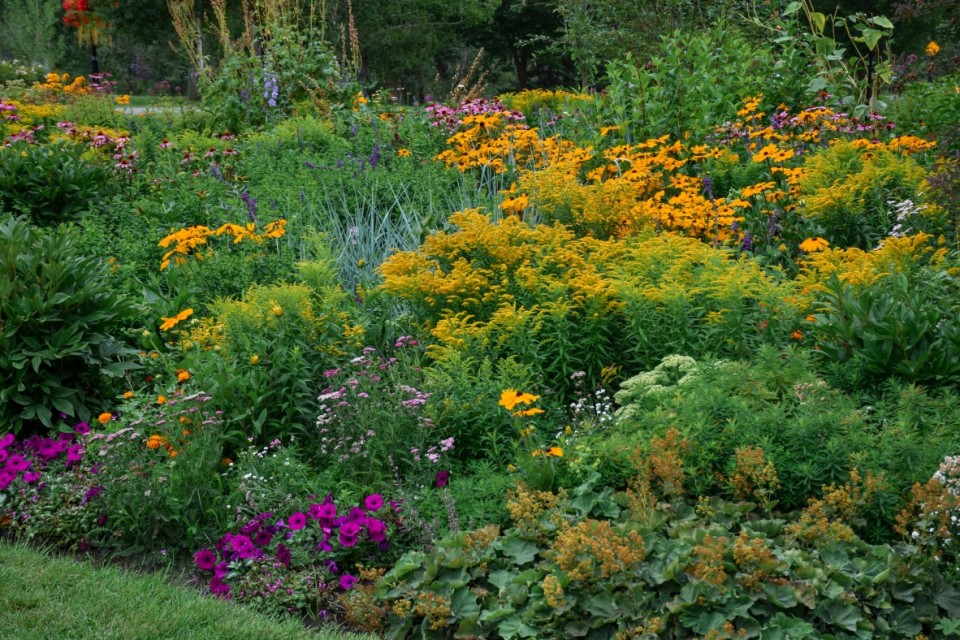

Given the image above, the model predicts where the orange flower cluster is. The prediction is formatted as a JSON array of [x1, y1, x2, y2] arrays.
[[158, 219, 287, 270]]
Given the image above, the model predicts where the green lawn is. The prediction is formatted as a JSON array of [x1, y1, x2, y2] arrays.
[[0, 542, 376, 640]]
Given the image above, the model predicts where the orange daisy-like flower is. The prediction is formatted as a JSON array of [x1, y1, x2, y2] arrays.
[[176, 369, 191, 382], [122, 390, 134, 399], [499, 389, 540, 411], [799, 237, 830, 253], [157, 395, 168, 405], [513, 407, 545, 417], [159, 308, 194, 331], [98, 412, 112, 424]]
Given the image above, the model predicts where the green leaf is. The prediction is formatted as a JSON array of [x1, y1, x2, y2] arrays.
[[680, 610, 726, 634], [861, 28, 883, 50], [818, 601, 862, 632], [450, 587, 479, 619], [812, 12, 826, 32], [584, 593, 618, 621], [871, 16, 894, 29], [784, 2, 802, 15], [500, 537, 539, 565], [497, 615, 537, 640], [764, 613, 816, 639]]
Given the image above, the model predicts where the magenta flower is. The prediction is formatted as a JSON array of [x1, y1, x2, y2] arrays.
[[276, 543, 291, 567], [65, 444, 84, 465], [0, 469, 15, 490], [364, 493, 384, 512], [194, 548, 218, 571], [365, 517, 387, 543], [339, 574, 357, 590], [0, 449, 7, 464], [22, 471, 41, 484], [35, 438, 60, 461], [0, 433, 14, 448], [435, 470, 450, 487], [287, 511, 307, 530], [5, 454, 30, 473], [214, 561, 229, 579], [209, 577, 231, 598], [74, 422, 91, 435], [309, 501, 337, 523], [253, 529, 273, 546]]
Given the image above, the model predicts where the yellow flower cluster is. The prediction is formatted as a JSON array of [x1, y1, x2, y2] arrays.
[[158, 219, 287, 270], [798, 232, 948, 288], [33, 72, 90, 98]]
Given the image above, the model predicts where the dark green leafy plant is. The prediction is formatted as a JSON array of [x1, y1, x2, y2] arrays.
[[812, 271, 960, 387], [376, 477, 960, 638], [0, 141, 112, 225], [0, 215, 137, 431]]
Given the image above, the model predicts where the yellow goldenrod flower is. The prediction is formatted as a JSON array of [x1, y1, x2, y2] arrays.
[[271, 305, 284, 317], [926, 41, 940, 56]]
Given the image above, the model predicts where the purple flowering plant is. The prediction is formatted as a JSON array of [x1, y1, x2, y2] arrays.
[[0, 420, 106, 550], [192, 491, 399, 621], [316, 338, 455, 486]]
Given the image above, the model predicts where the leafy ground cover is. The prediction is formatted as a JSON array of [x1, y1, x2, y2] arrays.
[[2, 2, 960, 638]]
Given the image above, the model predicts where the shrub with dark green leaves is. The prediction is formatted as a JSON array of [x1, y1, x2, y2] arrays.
[[812, 271, 960, 387], [376, 478, 960, 639], [0, 215, 137, 431], [0, 141, 112, 225]]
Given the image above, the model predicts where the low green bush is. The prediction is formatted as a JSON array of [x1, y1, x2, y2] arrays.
[[376, 476, 960, 638], [0, 141, 112, 225], [0, 216, 137, 431]]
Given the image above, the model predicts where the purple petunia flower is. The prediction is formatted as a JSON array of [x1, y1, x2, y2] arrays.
[[365, 517, 387, 543], [287, 512, 307, 530], [22, 471, 41, 484], [339, 574, 357, 590], [253, 529, 273, 546], [0, 469, 14, 490], [65, 444, 84, 465], [35, 438, 60, 461], [194, 548, 218, 571], [5, 454, 30, 473], [74, 422, 91, 435], [276, 543, 291, 567], [435, 470, 450, 487], [210, 576, 231, 598], [364, 494, 384, 512]]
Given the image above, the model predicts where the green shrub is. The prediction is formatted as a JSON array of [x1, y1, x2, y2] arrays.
[[0, 215, 137, 431], [0, 141, 112, 225], [605, 347, 960, 538], [800, 141, 928, 250], [812, 271, 960, 387], [376, 477, 960, 638]]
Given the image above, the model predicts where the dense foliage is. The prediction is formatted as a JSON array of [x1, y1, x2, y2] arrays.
[[2, 2, 960, 637]]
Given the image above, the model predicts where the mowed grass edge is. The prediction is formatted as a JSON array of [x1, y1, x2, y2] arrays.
[[0, 542, 378, 640]]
